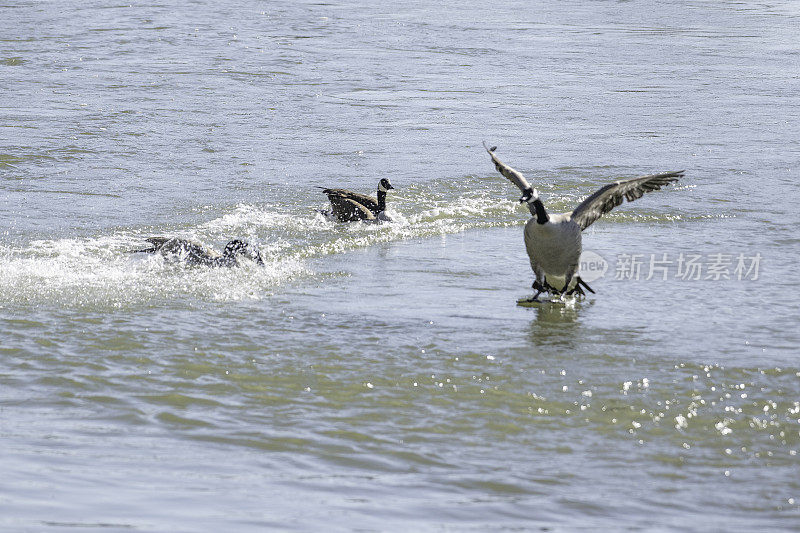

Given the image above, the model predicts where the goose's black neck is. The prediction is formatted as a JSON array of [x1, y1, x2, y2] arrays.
[[532, 198, 549, 224], [377, 189, 387, 212]]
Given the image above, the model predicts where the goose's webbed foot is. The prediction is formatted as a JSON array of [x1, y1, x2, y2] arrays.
[[576, 276, 595, 294], [564, 277, 595, 299], [531, 280, 548, 301], [565, 285, 586, 298], [539, 282, 561, 297], [534, 280, 559, 295]]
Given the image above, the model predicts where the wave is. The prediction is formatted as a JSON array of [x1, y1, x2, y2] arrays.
[[0, 175, 690, 306]]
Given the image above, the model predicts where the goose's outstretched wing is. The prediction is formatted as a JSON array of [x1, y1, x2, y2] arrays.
[[483, 142, 533, 195], [129, 236, 171, 254], [326, 196, 376, 221], [144, 237, 172, 249], [570, 170, 684, 231], [319, 187, 378, 212]]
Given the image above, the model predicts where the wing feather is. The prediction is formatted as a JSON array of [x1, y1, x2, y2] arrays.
[[327, 196, 375, 221], [145, 237, 172, 249], [482, 142, 532, 194], [319, 187, 378, 212], [570, 170, 684, 230]]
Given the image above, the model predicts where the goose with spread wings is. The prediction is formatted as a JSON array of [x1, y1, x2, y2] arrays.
[[484, 142, 683, 301]]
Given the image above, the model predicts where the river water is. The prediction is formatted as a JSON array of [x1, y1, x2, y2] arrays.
[[2, 1, 799, 530]]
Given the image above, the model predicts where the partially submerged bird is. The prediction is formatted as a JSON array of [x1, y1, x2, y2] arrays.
[[131, 237, 264, 267], [484, 142, 683, 301], [319, 178, 395, 222]]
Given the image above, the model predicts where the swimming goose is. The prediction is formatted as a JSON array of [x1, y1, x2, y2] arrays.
[[320, 178, 394, 222], [484, 142, 683, 300], [132, 237, 264, 267]]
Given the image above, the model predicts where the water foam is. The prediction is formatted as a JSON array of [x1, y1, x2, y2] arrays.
[[0, 178, 568, 307], [0, 233, 309, 307]]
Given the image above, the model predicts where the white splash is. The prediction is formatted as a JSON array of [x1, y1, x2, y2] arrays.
[[0, 180, 529, 306]]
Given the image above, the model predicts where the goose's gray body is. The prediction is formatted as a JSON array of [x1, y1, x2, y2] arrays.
[[132, 237, 264, 267], [524, 213, 582, 292], [484, 142, 683, 299], [320, 178, 394, 222]]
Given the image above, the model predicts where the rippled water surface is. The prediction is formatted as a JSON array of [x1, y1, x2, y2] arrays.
[[2, 1, 799, 530]]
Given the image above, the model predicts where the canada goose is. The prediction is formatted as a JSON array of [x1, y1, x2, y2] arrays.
[[484, 142, 683, 301], [131, 237, 264, 267], [319, 178, 395, 222]]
